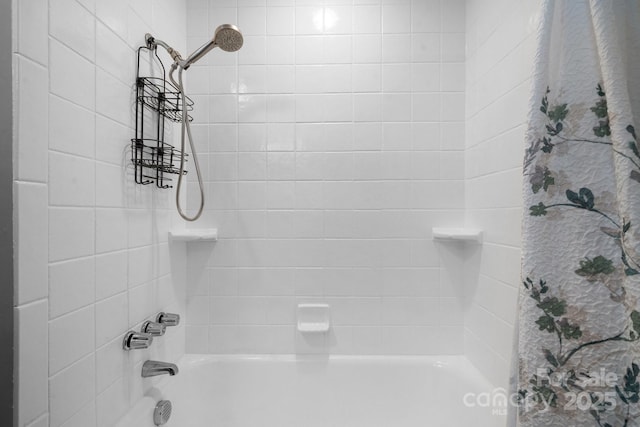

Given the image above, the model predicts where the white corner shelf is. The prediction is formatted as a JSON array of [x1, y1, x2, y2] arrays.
[[432, 227, 483, 244], [297, 304, 330, 333], [169, 228, 218, 242]]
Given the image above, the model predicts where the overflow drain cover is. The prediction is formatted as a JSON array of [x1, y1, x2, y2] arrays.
[[154, 400, 172, 426]]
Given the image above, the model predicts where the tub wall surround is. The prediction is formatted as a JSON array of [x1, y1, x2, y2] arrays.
[[13, 1, 188, 426], [464, 0, 539, 388], [7, 0, 543, 425], [184, 0, 468, 356]]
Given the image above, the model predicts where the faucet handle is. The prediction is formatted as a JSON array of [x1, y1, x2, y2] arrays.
[[123, 331, 153, 350], [156, 312, 180, 327], [142, 321, 166, 336]]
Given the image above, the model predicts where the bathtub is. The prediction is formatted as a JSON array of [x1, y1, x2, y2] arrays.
[[118, 354, 506, 427]]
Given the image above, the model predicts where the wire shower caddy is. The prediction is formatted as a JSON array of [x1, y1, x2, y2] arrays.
[[131, 45, 194, 188]]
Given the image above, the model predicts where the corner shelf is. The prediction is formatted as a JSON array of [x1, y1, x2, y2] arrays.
[[432, 227, 483, 244], [169, 229, 218, 242]]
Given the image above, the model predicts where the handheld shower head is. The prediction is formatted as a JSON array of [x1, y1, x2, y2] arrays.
[[183, 24, 243, 68], [146, 24, 243, 70], [143, 24, 243, 221], [213, 24, 244, 52]]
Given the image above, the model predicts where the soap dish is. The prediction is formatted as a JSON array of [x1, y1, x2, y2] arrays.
[[297, 304, 330, 333]]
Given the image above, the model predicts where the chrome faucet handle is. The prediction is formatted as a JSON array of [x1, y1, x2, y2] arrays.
[[123, 331, 153, 350], [156, 312, 180, 327], [142, 320, 166, 336]]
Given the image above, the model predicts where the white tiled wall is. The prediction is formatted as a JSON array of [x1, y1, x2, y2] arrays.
[[11, 0, 541, 422], [13, 1, 189, 426], [464, 0, 540, 388], [184, 0, 467, 355]]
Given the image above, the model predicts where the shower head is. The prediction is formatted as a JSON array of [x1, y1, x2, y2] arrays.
[[145, 24, 243, 70], [213, 24, 244, 52], [182, 24, 243, 68]]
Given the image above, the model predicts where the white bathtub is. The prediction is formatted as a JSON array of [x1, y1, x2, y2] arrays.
[[118, 354, 506, 427]]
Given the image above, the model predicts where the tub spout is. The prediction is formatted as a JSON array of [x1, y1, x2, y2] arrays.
[[142, 360, 179, 378]]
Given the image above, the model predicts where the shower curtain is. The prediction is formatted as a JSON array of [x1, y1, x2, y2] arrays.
[[516, 0, 640, 426]]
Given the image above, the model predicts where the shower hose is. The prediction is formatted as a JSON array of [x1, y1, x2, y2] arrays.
[[169, 65, 205, 222]]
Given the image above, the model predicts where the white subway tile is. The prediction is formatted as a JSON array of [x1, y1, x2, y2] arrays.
[[95, 251, 128, 301], [238, 182, 267, 209], [96, 22, 134, 85], [266, 65, 295, 93], [96, 0, 128, 39], [17, 0, 48, 63], [267, 123, 295, 150], [238, 94, 266, 122], [96, 377, 129, 427], [382, 4, 410, 34], [411, 33, 440, 62], [266, 36, 295, 64], [411, 0, 440, 33], [295, 65, 322, 93], [353, 34, 382, 63], [187, 296, 210, 324], [383, 122, 411, 150], [95, 293, 128, 347], [49, 95, 95, 158], [412, 63, 440, 91], [441, 33, 465, 62], [16, 57, 48, 182], [15, 182, 48, 304], [239, 7, 267, 35], [50, 0, 95, 62], [352, 64, 381, 92], [15, 301, 48, 426], [382, 93, 411, 121], [266, 94, 296, 122], [440, 63, 465, 91], [354, 5, 381, 34], [128, 282, 154, 326], [295, 36, 324, 64], [441, 93, 465, 121], [49, 355, 95, 427], [267, 152, 296, 180], [49, 152, 95, 206], [210, 296, 239, 324], [239, 65, 266, 93], [49, 208, 94, 262], [266, 181, 295, 208], [95, 208, 128, 253], [239, 152, 267, 180], [383, 63, 411, 92], [441, 0, 465, 33], [50, 40, 95, 111], [49, 306, 95, 375], [267, 6, 295, 35], [26, 414, 49, 427], [324, 6, 352, 35], [95, 337, 125, 394], [412, 93, 441, 121], [186, 325, 209, 353], [49, 257, 95, 319], [239, 35, 266, 64], [238, 268, 294, 295], [324, 35, 352, 63], [96, 69, 131, 126], [295, 7, 323, 35]]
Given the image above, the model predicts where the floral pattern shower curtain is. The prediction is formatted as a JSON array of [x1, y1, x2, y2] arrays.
[[517, 0, 640, 426]]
